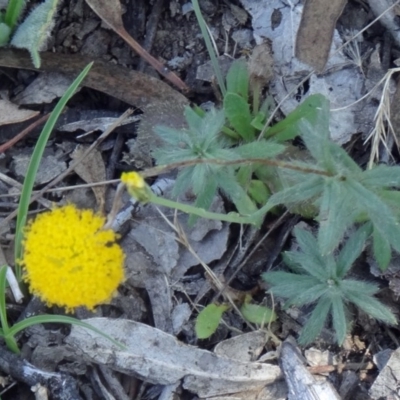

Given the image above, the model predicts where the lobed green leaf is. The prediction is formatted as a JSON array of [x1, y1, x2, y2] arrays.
[[226, 59, 249, 100]]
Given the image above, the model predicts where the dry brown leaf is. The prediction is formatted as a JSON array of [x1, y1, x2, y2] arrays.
[[71, 145, 106, 212], [0, 99, 39, 126], [295, 0, 347, 71]]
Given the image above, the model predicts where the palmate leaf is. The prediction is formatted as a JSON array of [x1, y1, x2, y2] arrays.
[[217, 170, 257, 215], [331, 294, 348, 344], [299, 296, 331, 345], [344, 290, 396, 325], [232, 140, 285, 159], [317, 178, 358, 255], [263, 271, 320, 300], [345, 179, 400, 258], [284, 283, 328, 307], [266, 174, 325, 209], [359, 165, 400, 189], [373, 227, 392, 271], [336, 224, 369, 278]]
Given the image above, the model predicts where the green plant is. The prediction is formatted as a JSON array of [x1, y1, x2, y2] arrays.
[[195, 297, 276, 340], [118, 1, 400, 346], [153, 107, 285, 224], [263, 226, 396, 345], [1, 0, 60, 67], [1, 63, 126, 354]]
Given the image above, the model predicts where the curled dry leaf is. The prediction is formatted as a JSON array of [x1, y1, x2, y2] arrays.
[[67, 318, 282, 398]]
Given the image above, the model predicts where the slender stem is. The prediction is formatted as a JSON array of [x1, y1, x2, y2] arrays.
[[149, 193, 262, 225], [142, 157, 331, 179]]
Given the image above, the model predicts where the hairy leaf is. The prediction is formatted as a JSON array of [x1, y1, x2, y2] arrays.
[[331, 295, 348, 344], [263, 271, 320, 299], [317, 178, 356, 255], [267, 175, 324, 208], [11, 0, 60, 68], [373, 227, 392, 271], [359, 165, 400, 189], [265, 94, 328, 142], [299, 297, 331, 345], [336, 225, 369, 278], [226, 59, 249, 100], [224, 92, 255, 141], [233, 140, 285, 159]]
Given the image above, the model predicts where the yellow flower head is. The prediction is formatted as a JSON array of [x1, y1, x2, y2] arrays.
[[120, 172, 151, 203], [120, 171, 145, 189], [21, 204, 124, 311]]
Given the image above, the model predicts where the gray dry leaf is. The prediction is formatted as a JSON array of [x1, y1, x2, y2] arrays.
[[370, 347, 400, 399], [66, 318, 282, 398], [238, 0, 370, 144], [214, 331, 267, 362], [0, 98, 39, 126], [13, 72, 73, 105], [71, 145, 106, 212], [11, 154, 66, 185]]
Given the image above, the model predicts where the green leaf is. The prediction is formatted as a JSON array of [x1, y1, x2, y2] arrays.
[[4, 0, 26, 29], [317, 179, 356, 255], [240, 302, 277, 325], [343, 291, 397, 325], [284, 283, 328, 307], [233, 140, 285, 159], [184, 105, 204, 135], [8, 315, 126, 350], [265, 94, 328, 142], [263, 271, 320, 300], [267, 175, 324, 208], [14, 62, 93, 280], [299, 296, 332, 345], [218, 171, 257, 215], [248, 180, 270, 205], [373, 226, 392, 271], [226, 59, 249, 100], [360, 165, 400, 189], [195, 303, 229, 339], [11, 0, 60, 68], [345, 179, 400, 254], [331, 296, 348, 344], [224, 92, 255, 141], [336, 225, 369, 278], [340, 279, 379, 296], [192, 0, 226, 95], [0, 22, 11, 46], [251, 111, 266, 130]]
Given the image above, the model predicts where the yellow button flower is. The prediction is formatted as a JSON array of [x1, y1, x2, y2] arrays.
[[121, 172, 152, 203], [21, 204, 124, 311]]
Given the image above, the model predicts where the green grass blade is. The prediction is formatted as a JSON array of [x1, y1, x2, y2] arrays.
[[14, 63, 93, 279], [8, 314, 126, 349], [192, 0, 226, 96], [0, 266, 10, 334]]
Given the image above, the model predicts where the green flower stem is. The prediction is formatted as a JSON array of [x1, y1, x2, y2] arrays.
[[142, 158, 331, 180], [148, 192, 260, 225]]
